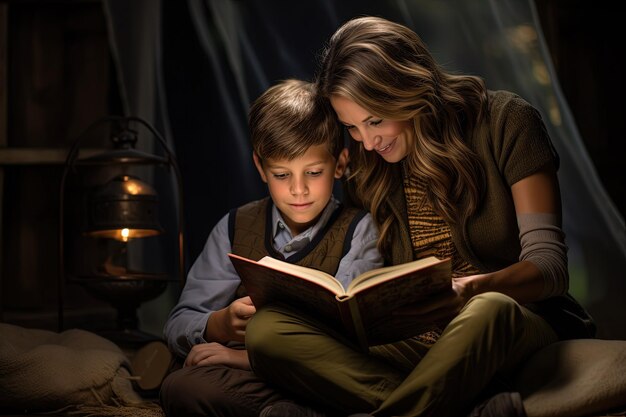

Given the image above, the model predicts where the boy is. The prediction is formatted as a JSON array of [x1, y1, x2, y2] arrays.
[[160, 79, 383, 417]]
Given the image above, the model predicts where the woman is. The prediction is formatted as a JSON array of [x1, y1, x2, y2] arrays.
[[246, 16, 594, 417]]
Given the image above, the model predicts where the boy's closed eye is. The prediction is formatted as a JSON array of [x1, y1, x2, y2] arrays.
[[272, 172, 289, 180], [271, 170, 324, 179]]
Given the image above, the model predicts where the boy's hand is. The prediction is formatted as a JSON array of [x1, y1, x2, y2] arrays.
[[205, 296, 256, 343], [225, 296, 256, 341], [184, 343, 251, 370]]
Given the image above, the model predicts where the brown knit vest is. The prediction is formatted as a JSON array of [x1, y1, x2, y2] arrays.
[[229, 197, 366, 297]]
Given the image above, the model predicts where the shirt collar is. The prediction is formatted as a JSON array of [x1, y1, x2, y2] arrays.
[[271, 196, 340, 241]]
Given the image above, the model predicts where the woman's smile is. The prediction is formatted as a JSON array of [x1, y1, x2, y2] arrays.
[[376, 138, 396, 154]]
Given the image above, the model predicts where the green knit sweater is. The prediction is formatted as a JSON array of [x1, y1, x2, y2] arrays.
[[387, 90, 557, 271], [383, 90, 594, 340]]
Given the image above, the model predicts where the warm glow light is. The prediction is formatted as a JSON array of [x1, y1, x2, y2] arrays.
[[121, 228, 130, 242], [122, 175, 142, 195], [126, 183, 141, 195]]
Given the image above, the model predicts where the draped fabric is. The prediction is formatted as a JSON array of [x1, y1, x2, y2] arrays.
[[104, 0, 626, 339]]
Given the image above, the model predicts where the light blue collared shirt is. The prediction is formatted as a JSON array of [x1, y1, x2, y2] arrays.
[[163, 196, 383, 358]]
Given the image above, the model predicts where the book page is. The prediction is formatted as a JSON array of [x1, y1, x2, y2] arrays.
[[346, 256, 444, 293], [257, 256, 346, 295], [228, 254, 351, 330], [350, 258, 452, 345]]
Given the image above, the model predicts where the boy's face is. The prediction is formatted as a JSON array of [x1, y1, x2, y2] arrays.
[[254, 144, 348, 236]]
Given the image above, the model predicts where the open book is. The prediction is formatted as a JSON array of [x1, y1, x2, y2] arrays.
[[228, 253, 452, 349]]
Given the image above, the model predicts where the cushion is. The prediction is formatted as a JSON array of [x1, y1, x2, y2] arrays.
[[514, 338, 626, 417], [0, 323, 163, 416]]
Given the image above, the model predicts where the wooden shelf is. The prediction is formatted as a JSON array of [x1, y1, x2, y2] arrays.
[[0, 147, 108, 166]]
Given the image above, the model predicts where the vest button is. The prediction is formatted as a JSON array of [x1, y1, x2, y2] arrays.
[[284, 244, 293, 252]]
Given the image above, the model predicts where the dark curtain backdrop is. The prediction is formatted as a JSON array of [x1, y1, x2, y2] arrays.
[[105, 0, 626, 339]]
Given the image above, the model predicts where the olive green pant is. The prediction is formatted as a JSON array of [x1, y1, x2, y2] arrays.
[[246, 292, 558, 417]]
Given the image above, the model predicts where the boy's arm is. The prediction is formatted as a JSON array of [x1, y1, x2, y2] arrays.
[[335, 212, 384, 286], [163, 212, 241, 359]]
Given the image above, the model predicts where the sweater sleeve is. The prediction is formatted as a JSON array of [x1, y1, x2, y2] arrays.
[[489, 91, 559, 185], [518, 213, 569, 298]]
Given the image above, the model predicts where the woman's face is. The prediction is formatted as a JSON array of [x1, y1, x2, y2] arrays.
[[330, 95, 414, 163]]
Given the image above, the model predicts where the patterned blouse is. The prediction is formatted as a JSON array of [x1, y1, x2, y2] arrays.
[[401, 169, 480, 345], [403, 173, 480, 278]]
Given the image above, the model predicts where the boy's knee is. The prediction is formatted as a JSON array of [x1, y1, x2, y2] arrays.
[[160, 366, 233, 416], [160, 368, 196, 414], [247, 305, 313, 368], [247, 307, 290, 360]]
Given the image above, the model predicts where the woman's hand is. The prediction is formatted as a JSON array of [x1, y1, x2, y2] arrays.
[[184, 343, 251, 370], [452, 274, 480, 307], [205, 296, 256, 343], [392, 275, 481, 324]]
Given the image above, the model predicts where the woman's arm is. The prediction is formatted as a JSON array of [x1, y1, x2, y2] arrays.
[[401, 168, 568, 322], [455, 168, 567, 304]]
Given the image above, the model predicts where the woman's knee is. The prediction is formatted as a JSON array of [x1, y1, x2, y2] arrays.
[[464, 292, 523, 327]]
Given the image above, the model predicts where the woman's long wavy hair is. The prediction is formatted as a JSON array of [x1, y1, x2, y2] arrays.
[[316, 16, 488, 255]]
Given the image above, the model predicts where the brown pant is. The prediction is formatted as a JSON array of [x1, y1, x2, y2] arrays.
[[159, 362, 285, 417], [159, 359, 334, 417]]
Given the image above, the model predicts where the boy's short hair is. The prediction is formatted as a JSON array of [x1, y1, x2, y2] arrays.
[[248, 79, 343, 162]]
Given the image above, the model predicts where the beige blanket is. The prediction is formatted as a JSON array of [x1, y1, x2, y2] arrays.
[[2, 323, 625, 417], [0, 323, 163, 416], [515, 338, 626, 417]]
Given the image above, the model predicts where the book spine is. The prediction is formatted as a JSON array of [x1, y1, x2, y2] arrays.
[[346, 297, 368, 350]]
